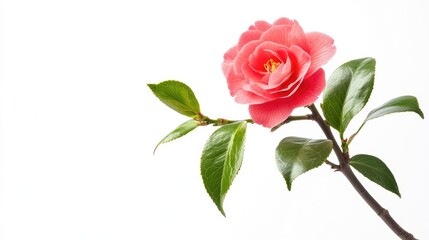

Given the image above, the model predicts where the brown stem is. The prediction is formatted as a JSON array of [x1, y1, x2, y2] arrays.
[[307, 104, 417, 240], [271, 114, 313, 132]]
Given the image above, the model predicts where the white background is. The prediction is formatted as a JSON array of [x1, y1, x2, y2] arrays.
[[1, 0, 428, 239]]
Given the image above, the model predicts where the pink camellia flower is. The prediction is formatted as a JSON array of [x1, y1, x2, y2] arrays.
[[222, 18, 336, 128]]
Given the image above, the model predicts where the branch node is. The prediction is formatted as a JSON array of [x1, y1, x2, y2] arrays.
[[378, 208, 389, 218], [307, 104, 417, 240]]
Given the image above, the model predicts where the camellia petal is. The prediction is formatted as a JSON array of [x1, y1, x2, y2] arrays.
[[249, 20, 272, 31], [242, 83, 279, 101], [223, 46, 238, 62], [268, 45, 311, 91], [234, 89, 270, 104], [225, 67, 246, 96], [306, 32, 336, 76], [242, 64, 266, 85], [248, 98, 295, 128], [272, 17, 294, 26], [288, 68, 326, 107], [260, 23, 309, 52], [238, 30, 263, 49], [247, 42, 286, 74], [222, 46, 238, 76], [249, 69, 326, 127], [260, 25, 293, 46], [233, 40, 261, 75]]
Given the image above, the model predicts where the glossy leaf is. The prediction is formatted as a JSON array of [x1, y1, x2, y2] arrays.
[[275, 137, 332, 190], [365, 95, 424, 121], [200, 121, 247, 216], [148, 80, 201, 118], [350, 154, 400, 197], [349, 96, 424, 144], [322, 58, 376, 136], [153, 120, 200, 154]]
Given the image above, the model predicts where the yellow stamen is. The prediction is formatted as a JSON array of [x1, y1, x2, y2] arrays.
[[264, 59, 281, 73]]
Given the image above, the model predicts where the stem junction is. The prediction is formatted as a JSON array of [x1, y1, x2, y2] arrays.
[[306, 104, 416, 240]]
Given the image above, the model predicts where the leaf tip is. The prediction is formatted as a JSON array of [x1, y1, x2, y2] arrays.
[[147, 83, 156, 90], [417, 107, 424, 120], [213, 200, 227, 217], [220, 208, 226, 217], [412, 96, 425, 119]]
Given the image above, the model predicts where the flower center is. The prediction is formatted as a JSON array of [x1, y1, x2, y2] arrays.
[[264, 59, 280, 73]]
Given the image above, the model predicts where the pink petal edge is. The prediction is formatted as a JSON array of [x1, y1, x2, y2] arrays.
[[249, 69, 326, 128], [305, 32, 336, 76]]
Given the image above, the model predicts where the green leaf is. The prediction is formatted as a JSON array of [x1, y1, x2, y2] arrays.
[[148, 80, 201, 118], [365, 95, 424, 121], [153, 120, 200, 154], [322, 58, 376, 136], [200, 121, 247, 216], [350, 154, 400, 197], [349, 96, 424, 144], [275, 137, 333, 191]]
